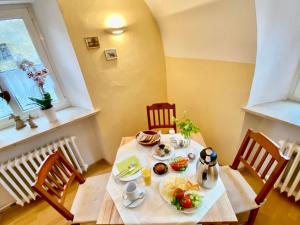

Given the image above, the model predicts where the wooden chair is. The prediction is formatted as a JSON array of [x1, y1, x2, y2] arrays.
[[32, 150, 110, 224], [220, 129, 289, 225], [146, 102, 177, 132]]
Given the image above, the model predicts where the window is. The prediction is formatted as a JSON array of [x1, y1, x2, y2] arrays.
[[0, 6, 67, 128]]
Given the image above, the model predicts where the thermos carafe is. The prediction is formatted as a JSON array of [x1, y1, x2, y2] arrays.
[[196, 147, 219, 189]]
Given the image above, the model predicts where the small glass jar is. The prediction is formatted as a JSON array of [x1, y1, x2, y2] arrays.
[[169, 129, 177, 148]]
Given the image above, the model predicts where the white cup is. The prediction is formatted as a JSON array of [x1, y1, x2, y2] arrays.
[[123, 181, 140, 201]]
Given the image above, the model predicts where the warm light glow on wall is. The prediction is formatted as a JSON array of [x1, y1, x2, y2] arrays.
[[105, 14, 126, 34]]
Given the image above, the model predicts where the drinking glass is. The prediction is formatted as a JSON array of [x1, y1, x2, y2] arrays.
[[142, 168, 151, 186]]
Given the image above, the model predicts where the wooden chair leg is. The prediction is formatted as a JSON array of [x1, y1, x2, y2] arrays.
[[246, 208, 259, 225]]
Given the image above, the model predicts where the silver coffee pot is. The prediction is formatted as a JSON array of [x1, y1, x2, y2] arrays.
[[196, 147, 219, 189]]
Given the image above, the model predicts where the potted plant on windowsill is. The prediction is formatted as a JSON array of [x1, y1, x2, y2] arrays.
[[173, 112, 200, 147], [29, 92, 56, 122], [17, 59, 57, 123]]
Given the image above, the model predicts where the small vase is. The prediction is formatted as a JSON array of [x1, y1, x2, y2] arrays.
[[42, 107, 57, 123]]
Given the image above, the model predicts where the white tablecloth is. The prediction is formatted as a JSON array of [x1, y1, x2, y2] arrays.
[[107, 134, 225, 225]]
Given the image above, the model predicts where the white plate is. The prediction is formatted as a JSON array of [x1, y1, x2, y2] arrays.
[[112, 166, 142, 182], [152, 144, 174, 161], [169, 156, 189, 173], [159, 175, 203, 214]]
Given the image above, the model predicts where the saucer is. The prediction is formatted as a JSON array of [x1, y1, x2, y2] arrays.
[[122, 188, 146, 208]]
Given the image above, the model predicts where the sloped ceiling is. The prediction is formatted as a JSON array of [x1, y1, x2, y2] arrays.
[[144, 0, 217, 18], [145, 0, 257, 63]]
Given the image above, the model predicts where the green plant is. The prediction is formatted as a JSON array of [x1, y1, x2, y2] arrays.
[[173, 112, 200, 138], [29, 93, 53, 110]]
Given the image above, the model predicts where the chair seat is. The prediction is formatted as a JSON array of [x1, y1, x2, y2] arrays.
[[71, 173, 110, 223], [220, 166, 259, 214]]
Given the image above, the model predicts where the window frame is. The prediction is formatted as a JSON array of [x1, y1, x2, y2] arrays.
[[0, 5, 69, 129]]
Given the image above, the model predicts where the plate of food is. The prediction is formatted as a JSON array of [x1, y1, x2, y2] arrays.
[[152, 144, 174, 161], [159, 175, 203, 213], [169, 156, 189, 172], [136, 130, 160, 146]]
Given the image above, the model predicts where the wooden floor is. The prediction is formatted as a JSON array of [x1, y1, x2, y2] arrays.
[[238, 168, 300, 225], [0, 161, 299, 225]]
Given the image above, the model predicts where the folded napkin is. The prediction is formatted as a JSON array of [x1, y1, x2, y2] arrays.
[[136, 132, 146, 142], [116, 155, 142, 177]]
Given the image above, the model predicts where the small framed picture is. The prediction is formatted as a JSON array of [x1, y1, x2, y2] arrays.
[[104, 49, 118, 60], [84, 37, 100, 49]]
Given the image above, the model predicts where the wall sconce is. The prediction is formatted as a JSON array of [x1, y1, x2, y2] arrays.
[[105, 14, 126, 35], [106, 27, 125, 35]]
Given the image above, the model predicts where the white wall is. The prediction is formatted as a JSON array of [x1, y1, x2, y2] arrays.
[[145, 0, 257, 63], [32, 0, 94, 110], [247, 0, 300, 106], [241, 0, 300, 156], [242, 113, 300, 144]]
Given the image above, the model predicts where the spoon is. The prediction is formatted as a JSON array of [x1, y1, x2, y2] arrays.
[[125, 192, 145, 208]]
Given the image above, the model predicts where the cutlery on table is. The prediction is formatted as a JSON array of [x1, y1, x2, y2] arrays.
[[116, 162, 136, 178], [118, 166, 136, 178], [125, 192, 145, 208], [125, 166, 142, 176], [118, 166, 142, 178]]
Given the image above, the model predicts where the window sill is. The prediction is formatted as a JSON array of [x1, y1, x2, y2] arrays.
[[242, 100, 300, 127], [0, 107, 100, 150]]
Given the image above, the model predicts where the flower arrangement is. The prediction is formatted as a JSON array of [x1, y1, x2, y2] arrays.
[[173, 112, 200, 139], [17, 59, 48, 93], [17, 59, 53, 110]]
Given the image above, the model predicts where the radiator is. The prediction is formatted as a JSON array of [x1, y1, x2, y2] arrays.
[[0, 136, 88, 206], [274, 140, 300, 201]]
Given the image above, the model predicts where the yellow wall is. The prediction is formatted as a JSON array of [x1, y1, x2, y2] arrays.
[[166, 57, 254, 164], [57, 0, 254, 165], [58, 0, 167, 163]]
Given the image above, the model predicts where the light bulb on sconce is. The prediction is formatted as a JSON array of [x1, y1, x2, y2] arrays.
[[108, 27, 125, 35], [105, 14, 126, 35]]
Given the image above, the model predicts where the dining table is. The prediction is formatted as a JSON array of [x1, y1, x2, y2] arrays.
[[96, 132, 237, 225]]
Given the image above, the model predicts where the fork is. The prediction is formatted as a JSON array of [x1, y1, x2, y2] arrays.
[[116, 162, 136, 178]]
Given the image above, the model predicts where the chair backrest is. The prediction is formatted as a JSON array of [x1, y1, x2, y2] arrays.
[[32, 150, 85, 221], [231, 129, 289, 205], [146, 102, 177, 132]]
